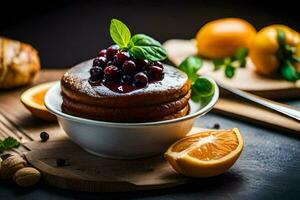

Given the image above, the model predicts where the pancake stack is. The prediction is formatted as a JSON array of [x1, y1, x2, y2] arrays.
[[61, 60, 191, 122]]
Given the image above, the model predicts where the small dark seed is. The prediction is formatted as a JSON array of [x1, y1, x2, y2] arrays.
[[56, 158, 67, 167], [40, 131, 49, 142], [213, 123, 220, 129]]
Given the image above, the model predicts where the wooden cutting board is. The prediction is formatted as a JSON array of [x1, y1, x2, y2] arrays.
[[163, 39, 300, 99], [23, 139, 188, 192]]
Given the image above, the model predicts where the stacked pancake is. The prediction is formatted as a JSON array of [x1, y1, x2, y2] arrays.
[[61, 60, 191, 122]]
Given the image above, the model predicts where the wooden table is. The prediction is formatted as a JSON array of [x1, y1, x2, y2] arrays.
[[0, 70, 300, 199]]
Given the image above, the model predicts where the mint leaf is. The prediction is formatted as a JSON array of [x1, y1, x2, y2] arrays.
[[191, 77, 215, 101], [233, 48, 248, 67], [179, 56, 203, 82], [110, 19, 131, 48], [281, 61, 299, 81], [213, 59, 224, 71], [225, 65, 235, 78], [0, 137, 20, 153], [129, 34, 167, 61]]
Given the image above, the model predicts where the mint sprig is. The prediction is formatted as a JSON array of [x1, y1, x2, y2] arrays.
[[0, 137, 20, 153], [179, 56, 215, 102], [109, 19, 167, 61], [212, 48, 248, 78], [110, 19, 131, 48]]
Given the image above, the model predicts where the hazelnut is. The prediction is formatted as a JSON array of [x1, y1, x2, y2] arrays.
[[14, 167, 41, 187], [0, 155, 27, 179]]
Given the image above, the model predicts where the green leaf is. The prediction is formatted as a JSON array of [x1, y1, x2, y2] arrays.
[[191, 77, 215, 101], [110, 19, 131, 48], [281, 61, 299, 81], [233, 48, 248, 67], [290, 56, 300, 63], [225, 65, 235, 78], [129, 34, 167, 61], [277, 29, 285, 47], [179, 56, 203, 82], [213, 59, 224, 71], [0, 137, 20, 153]]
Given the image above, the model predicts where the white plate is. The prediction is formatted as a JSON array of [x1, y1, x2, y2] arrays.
[[45, 78, 219, 159]]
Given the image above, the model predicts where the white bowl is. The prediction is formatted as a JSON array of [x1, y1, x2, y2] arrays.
[[45, 79, 219, 159]]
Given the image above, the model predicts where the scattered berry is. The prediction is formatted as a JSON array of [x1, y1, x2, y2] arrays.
[[40, 131, 49, 142], [134, 72, 148, 87]]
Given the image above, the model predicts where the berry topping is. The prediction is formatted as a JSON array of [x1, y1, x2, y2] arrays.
[[98, 49, 107, 57], [153, 61, 164, 69], [104, 65, 120, 81], [134, 72, 148, 87], [89, 46, 165, 92], [122, 60, 136, 74], [106, 45, 119, 60], [114, 51, 130, 65], [121, 74, 133, 84], [147, 65, 164, 80], [93, 57, 107, 67], [90, 66, 103, 77]]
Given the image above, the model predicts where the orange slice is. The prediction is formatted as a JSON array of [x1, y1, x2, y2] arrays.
[[165, 128, 244, 177], [20, 82, 57, 121]]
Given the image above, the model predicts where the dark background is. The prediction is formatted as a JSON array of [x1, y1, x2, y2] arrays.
[[1, 0, 300, 68]]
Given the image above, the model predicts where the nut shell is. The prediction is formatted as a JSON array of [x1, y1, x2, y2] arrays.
[[14, 167, 41, 187], [0, 155, 27, 179]]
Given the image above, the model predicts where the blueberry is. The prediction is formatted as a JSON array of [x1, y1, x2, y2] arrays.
[[90, 66, 103, 78], [121, 74, 133, 84], [134, 72, 148, 87], [122, 60, 136, 74]]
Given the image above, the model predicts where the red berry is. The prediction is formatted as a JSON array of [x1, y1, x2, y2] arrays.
[[134, 72, 148, 87], [153, 61, 164, 69], [114, 51, 130, 65], [104, 65, 120, 81], [122, 60, 136, 74], [147, 66, 164, 80], [98, 49, 107, 57], [93, 57, 107, 67], [106, 45, 119, 60]]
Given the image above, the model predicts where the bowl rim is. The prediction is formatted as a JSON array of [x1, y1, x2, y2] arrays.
[[45, 77, 219, 127]]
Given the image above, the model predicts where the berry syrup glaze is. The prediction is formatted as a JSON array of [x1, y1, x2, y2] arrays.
[[88, 45, 166, 93]]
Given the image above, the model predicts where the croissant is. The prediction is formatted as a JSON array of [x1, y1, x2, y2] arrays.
[[0, 37, 40, 89]]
